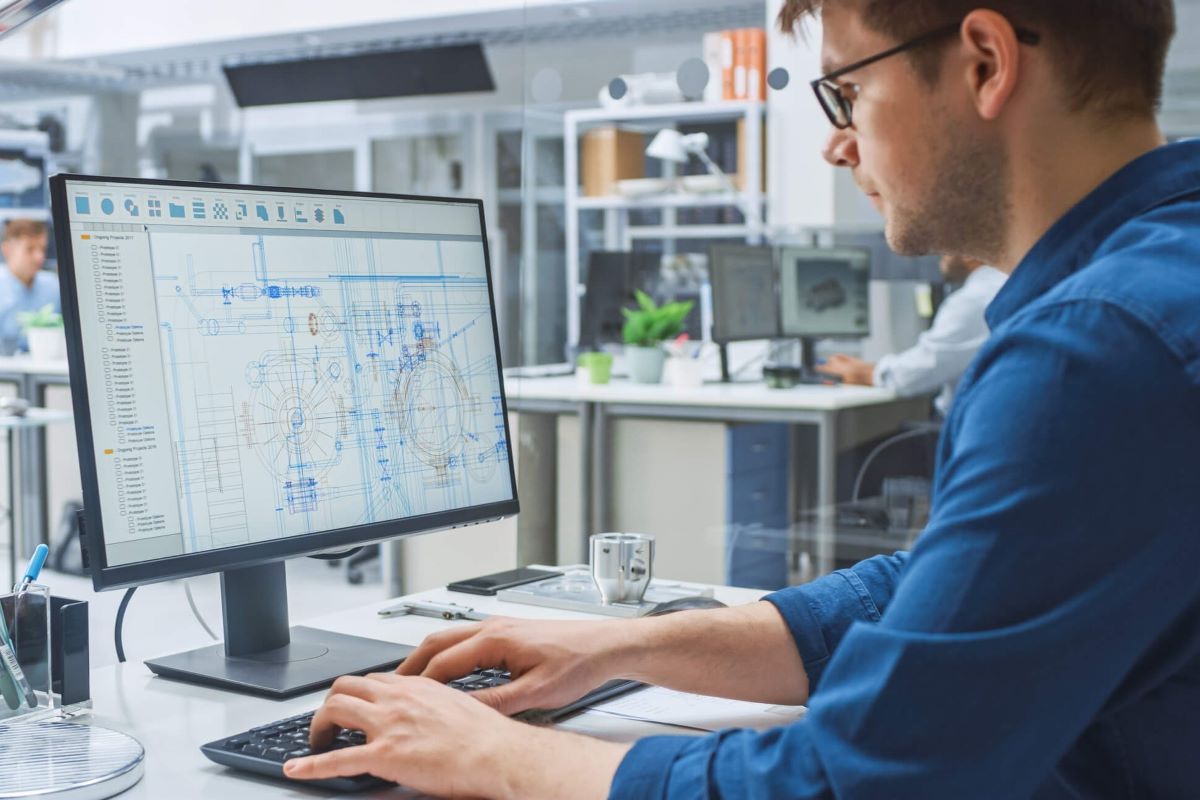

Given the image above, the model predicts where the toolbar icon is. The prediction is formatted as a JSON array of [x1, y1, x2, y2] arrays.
[[169, 202, 186, 219], [313, 207, 325, 223], [148, 199, 163, 218], [213, 201, 229, 221], [191, 201, 206, 220], [74, 196, 90, 214], [123, 199, 139, 217], [100, 198, 115, 215], [333, 209, 346, 225], [235, 201, 248, 221], [294, 206, 308, 223]]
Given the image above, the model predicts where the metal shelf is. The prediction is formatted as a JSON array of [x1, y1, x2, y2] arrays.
[[566, 100, 765, 127], [576, 192, 764, 211]]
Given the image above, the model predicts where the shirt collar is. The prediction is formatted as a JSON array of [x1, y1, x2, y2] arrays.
[[986, 139, 1200, 329]]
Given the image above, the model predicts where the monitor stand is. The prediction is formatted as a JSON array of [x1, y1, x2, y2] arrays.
[[145, 561, 412, 698]]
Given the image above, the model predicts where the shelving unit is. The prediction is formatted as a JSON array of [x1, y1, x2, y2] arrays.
[[563, 100, 767, 349]]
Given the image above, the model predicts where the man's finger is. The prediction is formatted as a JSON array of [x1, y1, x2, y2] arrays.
[[398, 626, 482, 676], [284, 744, 374, 781], [470, 680, 536, 716], [309, 693, 377, 751], [422, 637, 505, 683]]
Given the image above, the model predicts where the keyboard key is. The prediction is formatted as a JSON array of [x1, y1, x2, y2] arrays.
[[263, 747, 290, 762]]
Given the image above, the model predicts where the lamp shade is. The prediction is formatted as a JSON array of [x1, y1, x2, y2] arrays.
[[645, 129, 689, 163]]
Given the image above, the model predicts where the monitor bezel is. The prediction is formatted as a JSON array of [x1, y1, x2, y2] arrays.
[[777, 245, 873, 340], [50, 173, 520, 592], [708, 244, 781, 344]]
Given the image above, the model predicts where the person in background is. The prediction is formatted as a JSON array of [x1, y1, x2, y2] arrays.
[[819, 254, 1006, 414], [0, 219, 58, 355]]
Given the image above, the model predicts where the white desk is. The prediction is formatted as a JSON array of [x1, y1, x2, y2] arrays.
[[81, 582, 766, 799], [504, 376, 930, 577]]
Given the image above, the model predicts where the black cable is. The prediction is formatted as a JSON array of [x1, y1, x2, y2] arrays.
[[115, 586, 137, 663], [308, 546, 364, 562]]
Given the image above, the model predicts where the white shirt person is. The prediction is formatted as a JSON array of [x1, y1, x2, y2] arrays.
[[819, 255, 1007, 415]]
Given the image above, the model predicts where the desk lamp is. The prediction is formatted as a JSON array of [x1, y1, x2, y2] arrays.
[[646, 129, 738, 193]]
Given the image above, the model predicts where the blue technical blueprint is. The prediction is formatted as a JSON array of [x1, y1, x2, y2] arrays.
[[146, 228, 512, 553]]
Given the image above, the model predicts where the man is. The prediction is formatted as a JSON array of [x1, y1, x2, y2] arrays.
[[0, 219, 58, 355], [819, 254, 1006, 415], [288, 1, 1200, 797]]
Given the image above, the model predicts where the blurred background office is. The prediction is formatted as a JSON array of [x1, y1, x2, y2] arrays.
[[0, 0, 1197, 664]]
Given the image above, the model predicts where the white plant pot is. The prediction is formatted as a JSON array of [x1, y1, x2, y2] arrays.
[[625, 345, 666, 384], [26, 327, 66, 362]]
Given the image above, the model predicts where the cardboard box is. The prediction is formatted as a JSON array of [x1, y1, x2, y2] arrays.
[[736, 116, 767, 192], [582, 127, 645, 197]]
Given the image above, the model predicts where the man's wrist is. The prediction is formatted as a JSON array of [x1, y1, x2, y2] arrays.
[[493, 724, 631, 800]]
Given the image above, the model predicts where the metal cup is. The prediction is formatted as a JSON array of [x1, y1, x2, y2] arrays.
[[590, 533, 654, 604]]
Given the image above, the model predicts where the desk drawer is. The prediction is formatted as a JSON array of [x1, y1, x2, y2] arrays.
[[727, 423, 789, 476], [727, 466, 788, 528]]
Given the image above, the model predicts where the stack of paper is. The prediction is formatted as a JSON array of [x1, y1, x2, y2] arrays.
[[588, 686, 806, 732]]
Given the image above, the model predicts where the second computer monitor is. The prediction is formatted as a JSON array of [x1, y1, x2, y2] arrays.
[[708, 244, 780, 343], [778, 246, 871, 339]]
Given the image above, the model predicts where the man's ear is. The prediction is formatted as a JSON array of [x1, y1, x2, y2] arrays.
[[959, 9, 1023, 121]]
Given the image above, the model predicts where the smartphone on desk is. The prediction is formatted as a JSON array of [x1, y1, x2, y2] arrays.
[[447, 567, 563, 596]]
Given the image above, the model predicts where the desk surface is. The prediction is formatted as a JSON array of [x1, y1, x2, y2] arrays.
[[504, 375, 900, 412], [0, 355, 69, 377], [83, 583, 765, 799]]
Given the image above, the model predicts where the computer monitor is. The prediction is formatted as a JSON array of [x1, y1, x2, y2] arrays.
[[708, 244, 780, 343], [50, 174, 519, 696], [578, 250, 660, 349], [778, 246, 871, 371]]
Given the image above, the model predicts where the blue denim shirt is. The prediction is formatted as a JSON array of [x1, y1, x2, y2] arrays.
[[610, 140, 1200, 799]]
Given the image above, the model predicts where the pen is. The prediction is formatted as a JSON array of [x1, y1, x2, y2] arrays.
[[377, 600, 490, 622], [0, 607, 36, 709], [15, 544, 48, 594]]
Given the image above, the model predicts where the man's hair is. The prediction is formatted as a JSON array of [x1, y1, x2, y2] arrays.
[[780, 1, 1176, 118], [3, 219, 48, 242]]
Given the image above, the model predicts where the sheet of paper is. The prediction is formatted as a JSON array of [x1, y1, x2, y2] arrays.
[[588, 686, 806, 732]]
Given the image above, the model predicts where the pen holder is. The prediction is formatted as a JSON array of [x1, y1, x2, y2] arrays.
[[0, 584, 52, 721], [0, 587, 90, 721]]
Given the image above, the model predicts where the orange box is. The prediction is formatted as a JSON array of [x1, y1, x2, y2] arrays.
[[581, 127, 645, 197], [747, 28, 767, 101]]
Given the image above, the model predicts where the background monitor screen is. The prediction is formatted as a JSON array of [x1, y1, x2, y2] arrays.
[[55, 176, 517, 585], [778, 246, 871, 338], [578, 250, 660, 349], [708, 244, 779, 342]]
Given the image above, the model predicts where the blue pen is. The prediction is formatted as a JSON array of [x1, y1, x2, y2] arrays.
[[16, 544, 48, 594]]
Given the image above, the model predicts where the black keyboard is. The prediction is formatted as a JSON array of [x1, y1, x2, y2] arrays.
[[201, 669, 641, 792]]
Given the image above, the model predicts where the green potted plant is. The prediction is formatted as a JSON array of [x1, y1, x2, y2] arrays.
[[621, 291, 693, 384], [17, 304, 65, 362]]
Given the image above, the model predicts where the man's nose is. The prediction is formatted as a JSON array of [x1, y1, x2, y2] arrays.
[[822, 127, 859, 168]]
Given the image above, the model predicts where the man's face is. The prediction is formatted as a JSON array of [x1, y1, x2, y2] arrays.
[[819, 7, 1010, 261], [2, 234, 47, 285]]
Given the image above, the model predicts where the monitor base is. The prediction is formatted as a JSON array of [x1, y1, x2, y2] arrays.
[[145, 627, 412, 698]]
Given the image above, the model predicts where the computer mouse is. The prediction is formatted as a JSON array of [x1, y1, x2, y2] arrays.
[[647, 596, 728, 616], [0, 397, 29, 417]]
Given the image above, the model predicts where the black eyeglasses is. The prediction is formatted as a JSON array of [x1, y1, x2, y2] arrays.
[[811, 21, 1041, 130]]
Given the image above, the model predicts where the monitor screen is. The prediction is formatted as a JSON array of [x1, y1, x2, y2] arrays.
[[53, 176, 517, 586], [778, 246, 871, 338], [708, 244, 779, 343], [578, 251, 660, 349]]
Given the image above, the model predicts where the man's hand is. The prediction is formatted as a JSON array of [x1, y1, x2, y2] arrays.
[[283, 673, 629, 800], [397, 617, 631, 715], [819, 354, 876, 386]]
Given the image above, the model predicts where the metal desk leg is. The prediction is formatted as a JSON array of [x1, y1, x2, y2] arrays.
[[6, 428, 14, 587], [592, 402, 610, 534], [578, 401, 594, 549], [815, 411, 837, 576]]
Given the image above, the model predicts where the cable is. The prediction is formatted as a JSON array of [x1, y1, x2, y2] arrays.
[[851, 428, 939, 502], [114, 587, 137, 663], [308, 546, 363, 561], [184, 581, 218, 641]]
